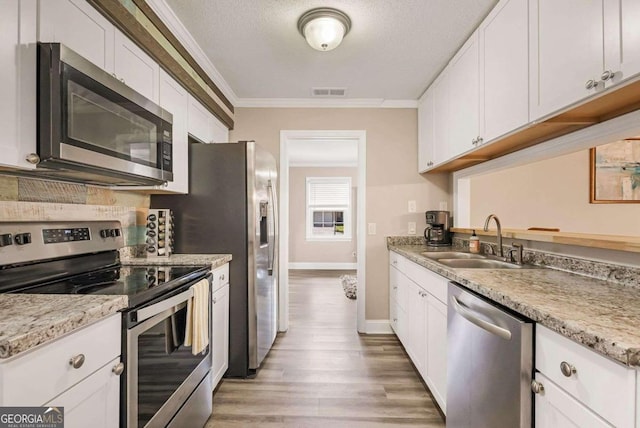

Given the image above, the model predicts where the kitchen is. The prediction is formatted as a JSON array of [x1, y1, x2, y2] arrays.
[[1, 0, 640, 427]]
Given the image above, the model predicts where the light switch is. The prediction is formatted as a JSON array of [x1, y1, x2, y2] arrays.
[[408, 200, 416, 213], [368, 223, 377, 235], [408, 222, 416, 235]]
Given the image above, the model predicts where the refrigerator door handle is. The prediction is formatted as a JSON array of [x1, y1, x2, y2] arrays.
[[450, 295, 512, 340], [267, 180, 277, 276]]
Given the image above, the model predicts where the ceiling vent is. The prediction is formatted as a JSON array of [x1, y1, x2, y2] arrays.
[[312, 87, 347, 97]]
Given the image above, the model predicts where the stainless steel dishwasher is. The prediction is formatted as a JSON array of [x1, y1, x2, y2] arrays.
[[447, 282, 533, 427]]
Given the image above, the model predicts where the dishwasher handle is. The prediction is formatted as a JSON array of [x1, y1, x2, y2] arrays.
[[450, 295, 512, 341]]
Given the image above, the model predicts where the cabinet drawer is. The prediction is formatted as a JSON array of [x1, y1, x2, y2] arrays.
[[534, 372, 612, 428], [536, 325, 635, 428], [212, 263, 229, 292], [403, 258, 448, 304], [0, 314, 121, 406]]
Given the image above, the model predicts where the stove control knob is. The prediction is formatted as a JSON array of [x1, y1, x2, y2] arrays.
[[100, 229, 109, 238], [109, 229, 118, 238], [114, 228, 121, 237], [0, 234, 13, 247], [14, 233, 31, 245]]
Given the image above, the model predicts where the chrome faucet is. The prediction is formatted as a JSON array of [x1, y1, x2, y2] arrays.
[[483, 214, 503, 258]]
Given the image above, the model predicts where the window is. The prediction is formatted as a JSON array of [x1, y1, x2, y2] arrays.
[[306, 177, 352, 240]]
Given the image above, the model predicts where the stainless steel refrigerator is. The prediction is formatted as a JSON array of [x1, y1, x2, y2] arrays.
[[151, 140, 278, 378]]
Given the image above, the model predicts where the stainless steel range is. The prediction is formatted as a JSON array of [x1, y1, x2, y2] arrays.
[[0, 221, 212, 428]]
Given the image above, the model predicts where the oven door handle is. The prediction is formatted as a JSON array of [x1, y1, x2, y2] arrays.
[[135, 287, 193, 323]]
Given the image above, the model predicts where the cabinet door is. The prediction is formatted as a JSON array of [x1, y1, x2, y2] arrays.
[[158, 70, 189, 194], [529, 0, 604, 120], [211, 284, 230, 389], [480, 0, 529, 143], [407, 281, 427, 376], [210, 114, 229, 144], [426, 295, 447, 413], [188, 95, 213, 143], [617, 0, 640, 81], [417, 88, 435, 172], [534, 373, 611, 428], [448, 31, 480, 158], [114, 29, 159, 103], [45, 357, 121, 428], [432, 72, 450, 165], [38, 0, 114, 72]]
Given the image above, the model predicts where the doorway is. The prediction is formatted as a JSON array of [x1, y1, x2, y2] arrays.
[[279, 130, 366, 333]]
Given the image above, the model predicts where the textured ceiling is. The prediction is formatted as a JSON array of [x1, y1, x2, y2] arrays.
[[164, 0, 498, 101]]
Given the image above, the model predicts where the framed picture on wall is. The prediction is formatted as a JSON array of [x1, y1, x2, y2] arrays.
[[590, 139, 640, 203]]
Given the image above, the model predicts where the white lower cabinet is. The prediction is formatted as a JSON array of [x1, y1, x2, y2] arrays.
[[534, 325, 636, 427], [211, 264, 230, 389], [388, 251, 447, 413], [0, 314, 122, 428]]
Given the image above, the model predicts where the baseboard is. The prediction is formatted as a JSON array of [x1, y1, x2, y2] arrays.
[[288, 262, 357, 270], [365, 320, 394, 334]]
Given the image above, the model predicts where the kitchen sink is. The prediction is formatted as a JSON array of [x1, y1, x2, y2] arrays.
[[421, 251, 487, 260], [436, 258, 534, 269]]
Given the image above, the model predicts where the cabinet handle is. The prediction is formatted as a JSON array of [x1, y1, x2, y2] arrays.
[[477, 137, 483, 145], [585, 79, 599, 90], [220, 274, 225, 281], [601, 70, 616, 81], [25, 153, 40, 164], [393, 318, 397, 322], [531, 379, 544, 394], [213, 297, 217, 304], [69, 354, 85, 369], [392, 260, 397, 265], [112, 362, 125, 376], [393, 286, 398, 290], [472, 138, 478, 145], [560, 361, 577, 377]]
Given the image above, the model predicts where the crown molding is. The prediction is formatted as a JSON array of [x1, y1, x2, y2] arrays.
[[146, 0, 239, 107], [235, 98, 419, 109]]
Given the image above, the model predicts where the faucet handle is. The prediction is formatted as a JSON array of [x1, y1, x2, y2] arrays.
[[507, 243, 524, 265], [483, 243, 496, 256]]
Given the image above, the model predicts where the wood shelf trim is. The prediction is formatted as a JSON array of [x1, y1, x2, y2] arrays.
[[451, 227, 640, 253]]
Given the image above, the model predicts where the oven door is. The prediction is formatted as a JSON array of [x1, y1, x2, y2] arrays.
[[125, 276, 212, 428], [38, 43, 173, 185]]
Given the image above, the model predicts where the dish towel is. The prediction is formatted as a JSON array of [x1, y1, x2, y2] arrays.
[[184, 278, 210, 355]]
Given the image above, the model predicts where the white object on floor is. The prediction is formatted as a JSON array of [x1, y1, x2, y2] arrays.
[[340, 274, 357, 299]]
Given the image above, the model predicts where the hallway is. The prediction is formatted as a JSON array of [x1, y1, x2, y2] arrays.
[[207, 270, 445, 427]]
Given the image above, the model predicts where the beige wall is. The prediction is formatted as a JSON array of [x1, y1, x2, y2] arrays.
[[289, 166, 357, 264], [470, 150, 640, 236], [230, 108, 450, 320]]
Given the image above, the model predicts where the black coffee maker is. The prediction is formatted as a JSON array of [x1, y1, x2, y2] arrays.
[[424, 210, 451, 246]]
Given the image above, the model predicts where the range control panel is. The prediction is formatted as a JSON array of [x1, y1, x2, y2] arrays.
[[43, 227, 91, 244], [0, 221, 124, 266]]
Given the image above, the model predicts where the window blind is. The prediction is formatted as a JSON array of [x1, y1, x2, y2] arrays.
[[308, 178, 350, 206]]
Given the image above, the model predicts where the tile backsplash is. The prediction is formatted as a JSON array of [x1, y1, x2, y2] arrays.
[[0, 175, 149, 247]]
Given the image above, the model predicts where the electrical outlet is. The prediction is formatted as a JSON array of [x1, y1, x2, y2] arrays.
[[368, 223, 376, 235], [408, 222, 416, 235], [408, 200, 416, 213]]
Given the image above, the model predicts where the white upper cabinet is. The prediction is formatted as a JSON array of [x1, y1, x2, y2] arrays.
[[432, 71, 450, 166], [603, 0, 640, 87], [447, 31, 480, 158], [188, 95, 213, 143], [158, 70, 189, 194], [39, 0, 114, 72], [529, 0, 605, 120], [479, 0, 529, 143], [211, 114, 230, 144], [417, 88, 435, 172], [114, 29, 160, 103]]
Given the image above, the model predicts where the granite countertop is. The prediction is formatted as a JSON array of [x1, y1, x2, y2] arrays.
[[388, 242, 640, 368], [0, 294, 127, 359], [121, 253, 232, 270]]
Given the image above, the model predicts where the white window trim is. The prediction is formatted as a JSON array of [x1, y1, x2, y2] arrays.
[[305, 177, 352, 241]]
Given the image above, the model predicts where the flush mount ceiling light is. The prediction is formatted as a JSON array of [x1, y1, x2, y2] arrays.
[[297, 7, 352, 52]]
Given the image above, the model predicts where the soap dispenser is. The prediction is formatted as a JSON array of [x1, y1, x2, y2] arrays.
[[469, 230, 480, 254]]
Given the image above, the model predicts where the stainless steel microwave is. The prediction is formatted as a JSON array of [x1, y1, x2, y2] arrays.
[[36, 43, 173, 186]]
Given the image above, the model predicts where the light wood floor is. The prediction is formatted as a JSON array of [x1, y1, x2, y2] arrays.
[[206, 270, 445, 427]]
